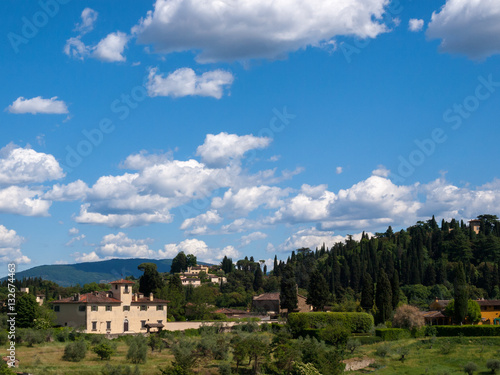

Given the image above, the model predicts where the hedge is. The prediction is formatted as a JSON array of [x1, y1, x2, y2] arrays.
[[287, 312, 374, 335], [432, 325, 500, 337], [375, 328, 411, 341]]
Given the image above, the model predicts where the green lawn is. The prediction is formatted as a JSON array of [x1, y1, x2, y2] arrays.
[[348, 337, 500, 375]]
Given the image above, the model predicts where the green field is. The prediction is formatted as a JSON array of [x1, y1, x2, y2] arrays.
[[12, 336, 500, 375]]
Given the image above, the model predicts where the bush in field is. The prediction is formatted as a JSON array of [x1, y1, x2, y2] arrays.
[[171, 338, 199, 372], [147, 334, 164, 353], [62, 340, 87, 362], [464, 362, 478, 375], [346, 338, 361, 354], [487, 359, 500, 374], [318, 324, 350, 347], [93, 341, 116, 360], [291, 362, 322, 375], [101, 364, 141, 375], [375, 342, 391, 358], [392, 305, 425, 330], [218, 362, 232, 375], [126, 336, 147, 364], [0, 361, 16, 375], [19, 328, 45, 347]]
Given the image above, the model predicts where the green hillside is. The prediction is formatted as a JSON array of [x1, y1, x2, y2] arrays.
[[5, 258, 175, 286]]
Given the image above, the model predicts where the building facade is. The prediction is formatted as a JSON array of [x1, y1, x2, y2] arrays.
[[50, 279, 168, 334]]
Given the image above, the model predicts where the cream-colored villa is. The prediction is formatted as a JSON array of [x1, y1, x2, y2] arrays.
[[50, 279, 168, 334]]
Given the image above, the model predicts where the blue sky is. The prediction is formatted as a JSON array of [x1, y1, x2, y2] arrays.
[[1, 0, 500, 275]]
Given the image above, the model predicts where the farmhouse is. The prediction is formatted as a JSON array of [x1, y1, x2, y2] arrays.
[[427, 298, 500, 325], [252, 292, 312, 316], [50, 279, 168, 334]]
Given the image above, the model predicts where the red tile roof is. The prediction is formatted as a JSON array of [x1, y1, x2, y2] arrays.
[[253, 292, 280, 301], [477, 300, 500, 306], [50, 292, 121, 304], [132, 297, 169, 304], [110, 279, 135, 284]]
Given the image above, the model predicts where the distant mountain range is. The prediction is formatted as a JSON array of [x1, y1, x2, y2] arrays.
[[5, 258, 177, 287]]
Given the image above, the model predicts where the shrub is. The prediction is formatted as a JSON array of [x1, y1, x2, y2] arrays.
[[375, 342, 391, 358], [392, 305, 425, 330], [126, 336, 147, 364], [318, 324, 351, 347], [375, 328, 411, 341], [62, 340, 87, 362], [346, 338, 361, 354], [93, 342, 116, 360], [433, 325, 500, 337], [0, 361, 16, 375], [287, 312, 373, 335], [357, 336, 383, 345], [487, 359, 500, 374], [19, 328, 45, 347], [291, 362, 322, 375], [218, 362, 232, 375], [464, 362, 478, 375], [101, 364, 141, 375], [439, 339, 455, 355]]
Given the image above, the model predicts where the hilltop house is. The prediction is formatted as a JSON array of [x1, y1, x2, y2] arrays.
[[252, 292, 312, 316], [50, 279, 168, 334], [427, 298, 500, 325], [179, 265, 227, 287]]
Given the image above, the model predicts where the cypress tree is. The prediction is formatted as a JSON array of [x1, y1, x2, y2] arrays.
[[280, 264, 298, 312], [391, 270, 400, 310], [306, 270, 330, 311], [375, 269, 392, 324], [253, 266, 263, 291], [454, 262, 468, 324], [360, 273, 374, 311]]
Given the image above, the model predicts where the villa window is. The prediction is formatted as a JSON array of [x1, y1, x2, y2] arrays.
[[91, 305, 98, 312], [92, 321, 97, 331], [78, 305, 85, 312], [106, 321, 111, 330], [156, 305, 163, 311], [123, 305, 130, 311], [124, 286, 130, 293], [140, 305, 147, 311], [141, 320, 146, 329], [54, 305, 60, 312], [106, 306, 112, 312]]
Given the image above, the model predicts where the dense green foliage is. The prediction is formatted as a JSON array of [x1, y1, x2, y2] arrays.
[[375, 328, 412, 341], [63, 340, 87, 362], [432, 325, 500, 337], [287, 312, 374, 335]]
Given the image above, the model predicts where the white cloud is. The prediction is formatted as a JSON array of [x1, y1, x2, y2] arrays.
[[408, 18, 424, 32], [0, 225, 30, 264], [180, 210, 222, 235], [146, 67, 234, 99], [336, 166, 343, 174], [160, 238, 240, 264], [134, 0, 390, 62], [196, 132, 271, 167], [68, 227, 79, 236], [0, 144, 64, 185], [44, 180, 89, 201], [64, 37, 90, 60], [75, 8, 98, 34], [99, 232, 155, 258], [0, 186, 51, 216], [93, 32, 129, 62], [239, 231, 267, 247], [65, 234, 85, 246], [73, 251, 102, 263], [7, 96, 68, 114], [427, 0, 500, 59], [212, 186, 288, 216]]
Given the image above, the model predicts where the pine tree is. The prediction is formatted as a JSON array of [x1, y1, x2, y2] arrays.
[[454, 262, 468, 324], [138, 263, 164, 297], [170, 252, 188, 273], [306, 270, 330, 311], [375, 269, 392, 324]]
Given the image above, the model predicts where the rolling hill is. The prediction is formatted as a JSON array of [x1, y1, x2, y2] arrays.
[[5, 258, 176, 287]]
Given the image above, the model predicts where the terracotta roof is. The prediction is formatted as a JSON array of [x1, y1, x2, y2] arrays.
[[110, 279, 135, 284], [420, 311, 447, 318], [215, 308, 248, 314], [132, 297, 169, 304], [50, 292, 121, 304], [253, 292, 280, 301]]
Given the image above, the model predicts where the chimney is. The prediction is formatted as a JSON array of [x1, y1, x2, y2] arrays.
[[133, 293, 137, 302], [149, 293, 154, 301], [75, 293, 80, 301], [58, 295, 61, 300]]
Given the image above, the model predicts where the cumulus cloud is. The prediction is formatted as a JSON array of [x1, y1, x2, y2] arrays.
[[212, 186, 289, 216], [93, 32, 129, 62], [99, 232, 155, 258], [408, 18, 424, 32], [146, 67, 234, 99], [72, 251, 102, 263], [7, 96, 68, 115], [160, 238, 240, 264], [196, 132, 271, 167], [134, 0, 390, 62], [180, 210, 222, 235], [0, 186, 51, 216], [75, 8, 98, 34], [427, 0, 500, 59], [64, 37, 90, 60], [336, 166, 343, 174], [239, 231, 267, 247], [0, 225, 30, 264], [44, 180, 89, 201], [0, 145, 64, 185]]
